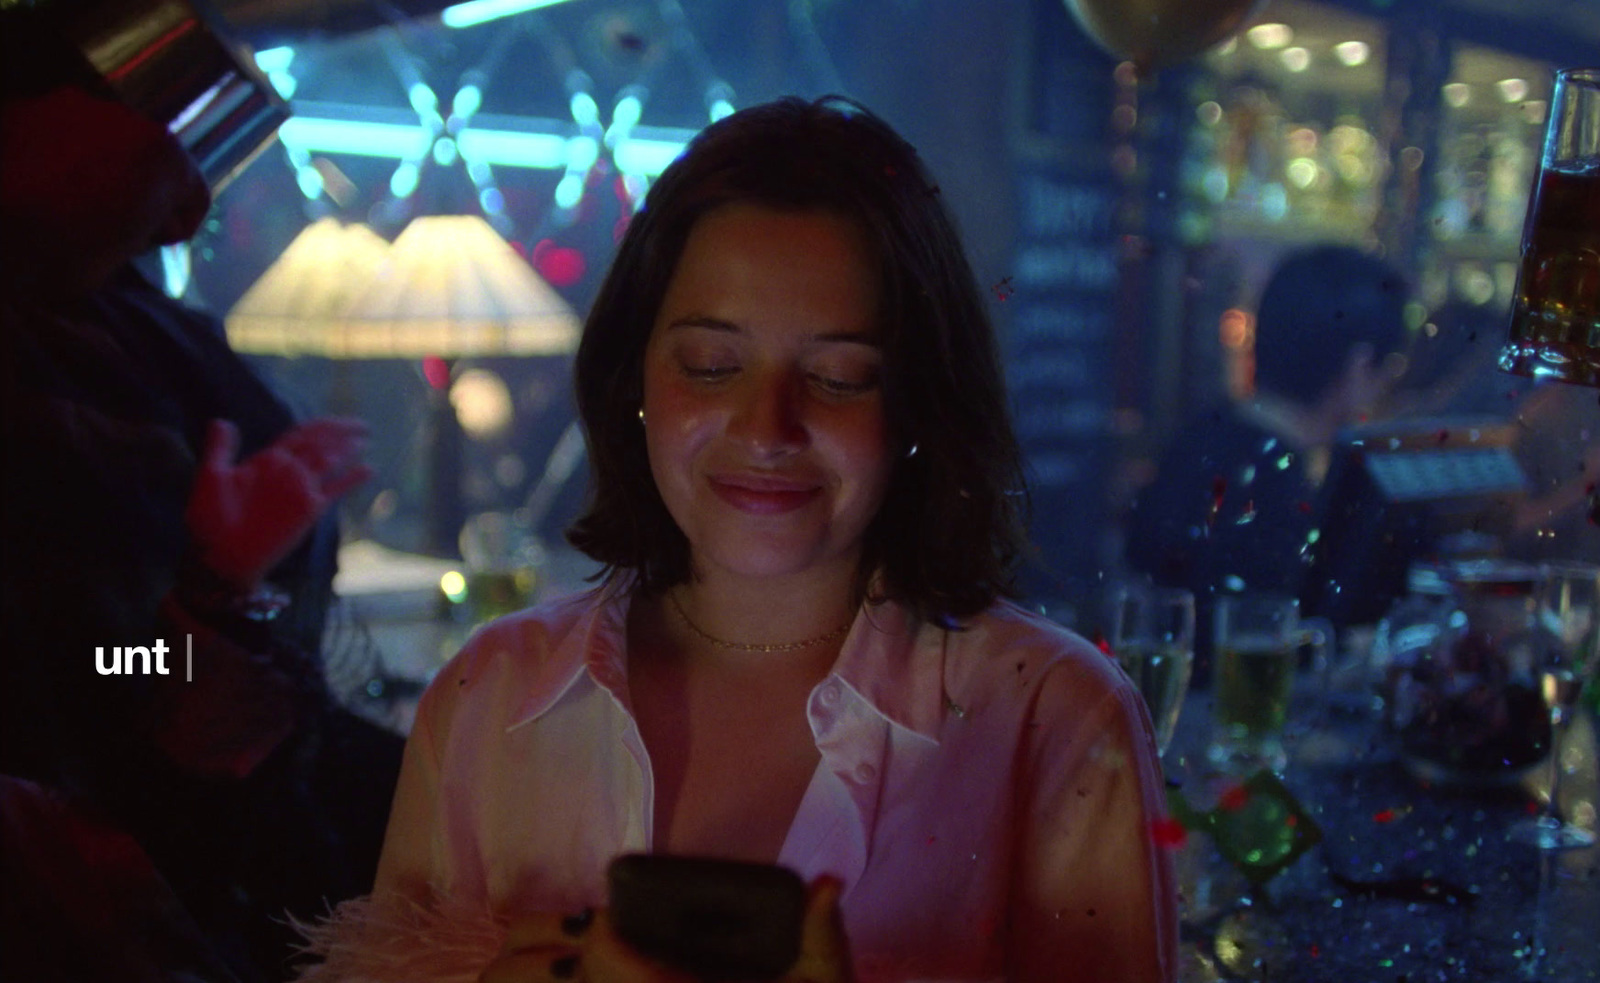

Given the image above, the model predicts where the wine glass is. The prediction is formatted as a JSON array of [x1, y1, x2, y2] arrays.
[[1510, 562, 1600, 849], [1109, 584, 1195, 755]]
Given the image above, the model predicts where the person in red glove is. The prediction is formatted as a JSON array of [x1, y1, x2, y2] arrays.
[[1, 10, 401, 981]]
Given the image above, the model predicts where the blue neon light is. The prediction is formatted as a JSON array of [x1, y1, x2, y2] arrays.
[[278, 117, 434, 159], [441, 0, 576, 30], [280, 115, 687, 175]]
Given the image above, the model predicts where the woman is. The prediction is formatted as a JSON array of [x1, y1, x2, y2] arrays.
[[305, 96, 1175, 983]]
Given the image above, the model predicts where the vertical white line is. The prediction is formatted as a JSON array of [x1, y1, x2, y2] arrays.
[[187, 634, 192, 682]]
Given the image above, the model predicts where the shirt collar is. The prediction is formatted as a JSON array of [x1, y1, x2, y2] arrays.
[[506, 580, 632, 732], [830, 599, 946, 744], [504, 581, 949, 743]]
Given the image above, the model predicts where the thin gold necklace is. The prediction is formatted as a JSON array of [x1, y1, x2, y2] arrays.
[[667, 590, 852, 653]]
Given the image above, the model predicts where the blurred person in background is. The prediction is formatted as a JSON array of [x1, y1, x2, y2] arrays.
[[1381, 297, 1532, 421], [0, 10, 402, 980], [1381, 298, 1597, 562], [1503, 381, 1600, 562], [1123, 245, 1410, 680]]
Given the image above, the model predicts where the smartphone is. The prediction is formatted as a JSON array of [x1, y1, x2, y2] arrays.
[[607, 853, 807, 981]]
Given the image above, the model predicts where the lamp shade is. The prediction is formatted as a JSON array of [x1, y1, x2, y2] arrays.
[[226, 214, 582, 359], [226, 217, 391, 355], [334, 214, 581, 359]]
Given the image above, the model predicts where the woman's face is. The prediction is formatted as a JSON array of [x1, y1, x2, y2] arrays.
[[641, 202, 893, 584]]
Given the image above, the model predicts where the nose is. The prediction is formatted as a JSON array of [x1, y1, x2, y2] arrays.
[[727, 371, 807, 458]]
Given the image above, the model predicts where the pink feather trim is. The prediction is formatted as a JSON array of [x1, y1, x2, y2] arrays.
[[290, 892, 507, 982]]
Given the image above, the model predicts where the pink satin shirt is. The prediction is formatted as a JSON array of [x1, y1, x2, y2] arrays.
[[372, 582, 1177, 982]]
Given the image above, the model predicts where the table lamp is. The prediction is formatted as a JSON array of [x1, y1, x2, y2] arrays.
[[227, 213, 582, 553]]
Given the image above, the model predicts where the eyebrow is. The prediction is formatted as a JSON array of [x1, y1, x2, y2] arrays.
[[665, 315, 881, 346]]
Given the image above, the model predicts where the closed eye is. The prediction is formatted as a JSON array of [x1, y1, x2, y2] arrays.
[[682, 364, 738, 383], [809, 373, 878, 396]]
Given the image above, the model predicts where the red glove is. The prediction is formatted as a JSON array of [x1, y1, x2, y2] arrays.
[[185, 418, 373, 590]]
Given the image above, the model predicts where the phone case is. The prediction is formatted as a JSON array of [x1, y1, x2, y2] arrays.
[[607, 854, 807, 981]]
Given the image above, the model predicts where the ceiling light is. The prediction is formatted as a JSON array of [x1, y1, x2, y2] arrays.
[[441, 0, 576, 30], [1286, 158, 1318, 189], [1247, 24, 1294, 50], [1333, 41, 1369, 67], [252, 46, 295, 74], [456, 130, 567, 168], [278, 117, 434, 159], [1281, 47, 1311, 72], [1497, 78, 1528, 102], [614, 138, 686, 176], [569, 91, 600, 128], [452, 84, 483, 119]]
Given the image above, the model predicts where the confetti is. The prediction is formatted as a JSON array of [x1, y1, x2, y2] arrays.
[[1219, 784, 1251, 812], [1374, 808, 1397, 823], [1151, 816, 1188, 848], [1208, 476, 1228, 529]]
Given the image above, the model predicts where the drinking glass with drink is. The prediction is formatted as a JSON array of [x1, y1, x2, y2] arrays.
[[457, 510, 543, 626], [1510, 561, 1600, 849], [1109, 584, 1196, 755], [1500, 68, 1600, 388], [1208, 595, 1330, 774]]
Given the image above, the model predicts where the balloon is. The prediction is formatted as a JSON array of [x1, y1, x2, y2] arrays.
[[1064, 0, 1270, 71]]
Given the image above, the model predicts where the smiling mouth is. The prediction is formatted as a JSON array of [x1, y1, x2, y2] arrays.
[[708, 475, 822, 514]]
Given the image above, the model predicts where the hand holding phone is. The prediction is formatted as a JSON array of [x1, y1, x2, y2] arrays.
[[607, 854, 808, 981], [486, 862, 852, 983]]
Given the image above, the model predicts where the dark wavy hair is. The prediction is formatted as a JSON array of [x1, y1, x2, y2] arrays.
[[567, 95, 1027, 623], [1253, 245, 1409, 403]]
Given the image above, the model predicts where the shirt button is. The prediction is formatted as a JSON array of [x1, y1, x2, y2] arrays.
[[819, 680, 843, 708], [852, 762, 877, 783]]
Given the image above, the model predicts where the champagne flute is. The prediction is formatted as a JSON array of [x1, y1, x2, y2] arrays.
[[1110, 584, 1195, 755], [1510, 562, 1600, 849]]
